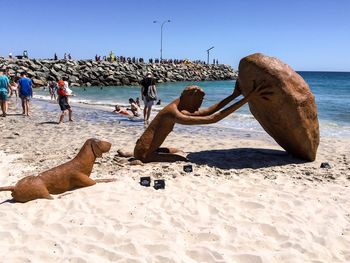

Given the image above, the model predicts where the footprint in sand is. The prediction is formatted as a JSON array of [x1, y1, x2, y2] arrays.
[[186, 247, 225, 262], [47, 223, 68, 235], [144, 244, 169, 254], [231, 254, 263, 263], [240, 200, 265, 209], [83, 243, 123, 261], [259, 223, 288, 241], [0, 230, 15, 244]]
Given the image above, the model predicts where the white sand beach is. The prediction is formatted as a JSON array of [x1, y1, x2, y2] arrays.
[[0, 99, 350, 263]]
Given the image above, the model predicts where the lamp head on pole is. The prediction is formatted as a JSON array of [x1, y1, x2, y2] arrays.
[[153, 20, 171, 24], [207, 46, 214, 52]]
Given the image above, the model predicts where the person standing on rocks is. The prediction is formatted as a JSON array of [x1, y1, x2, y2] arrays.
[[18, 72, 33, 116], [140, 72, 157, 125], [0, 69, 10, 117]]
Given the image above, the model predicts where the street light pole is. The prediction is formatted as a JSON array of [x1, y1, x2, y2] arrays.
[[153, 19, 171, 62], [206, 46, 214, 65]]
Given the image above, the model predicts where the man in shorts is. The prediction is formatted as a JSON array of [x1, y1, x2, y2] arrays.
[[57, 80, 74, 124], [0, 69, 10, 117], [140, 72, 157, 125], [18, 72, 33, 116]]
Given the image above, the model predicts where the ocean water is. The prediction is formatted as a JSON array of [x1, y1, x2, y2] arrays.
[[34, 71, 350, 138]]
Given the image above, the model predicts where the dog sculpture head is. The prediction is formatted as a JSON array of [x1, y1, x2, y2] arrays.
[[89, 138, 112, 158]]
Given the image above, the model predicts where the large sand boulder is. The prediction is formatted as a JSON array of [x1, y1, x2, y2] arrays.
[[238, 53, 319, 161]]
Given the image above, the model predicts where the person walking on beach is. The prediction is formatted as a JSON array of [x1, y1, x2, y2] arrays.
[[49, 81, 57, 100], [57, 80, 74, 124], [140, 72, 157, 125], [63, 77, 73, 96], [9, 79, 18, 99], [18, 72, 33, 116], [0, 69, 10, 117]]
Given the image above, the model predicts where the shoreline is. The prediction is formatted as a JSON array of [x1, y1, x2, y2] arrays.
[[1, 99, 350, 262], [33, 89, 350, 139]]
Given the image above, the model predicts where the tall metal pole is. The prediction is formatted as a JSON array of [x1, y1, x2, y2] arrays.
[[154, 20, 171, 62], [206, 46, 214, 65]]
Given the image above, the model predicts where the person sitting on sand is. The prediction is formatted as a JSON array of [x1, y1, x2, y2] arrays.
[[127, 98, 141, 117], [117, 82, 271, 163], [135, 97, 140, 107], [57, 80, 74, 124], [113, 105, 133, 117]]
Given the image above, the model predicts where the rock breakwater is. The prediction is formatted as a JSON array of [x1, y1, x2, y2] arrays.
[[0, 58, 237, 87]]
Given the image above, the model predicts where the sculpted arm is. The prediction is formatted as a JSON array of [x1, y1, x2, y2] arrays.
[[182, 82, 242, 116], [175, 81, 271, 125], [175, 93, 251, 125]]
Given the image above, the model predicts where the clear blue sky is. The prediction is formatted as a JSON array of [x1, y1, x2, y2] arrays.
[[1, 0, 349, 71]]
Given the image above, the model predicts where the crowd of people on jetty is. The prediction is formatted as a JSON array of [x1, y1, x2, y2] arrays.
[[0, 67, 160, 125], [93, 51, 219, 65], [47, 51, 219, 65]]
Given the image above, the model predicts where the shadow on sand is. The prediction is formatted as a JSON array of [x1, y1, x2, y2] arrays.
[[5, 113, 25, 116], [0, 199, 16, 205], [187, 148, 307, 169], [38, 121, 59, 125]]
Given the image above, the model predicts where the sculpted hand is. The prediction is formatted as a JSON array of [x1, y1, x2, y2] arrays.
[[248, 80, 274, 101]]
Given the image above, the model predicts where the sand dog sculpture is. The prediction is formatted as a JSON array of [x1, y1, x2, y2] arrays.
[[0, 138, 114, 203], [118, 84, 271, 163], [237, 53, 319, 161]]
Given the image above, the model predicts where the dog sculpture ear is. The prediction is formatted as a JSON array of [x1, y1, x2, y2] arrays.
[[91, 139, 103, 158]]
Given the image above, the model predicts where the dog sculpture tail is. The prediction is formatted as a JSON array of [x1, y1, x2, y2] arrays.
[[0, 186, 15, 192]]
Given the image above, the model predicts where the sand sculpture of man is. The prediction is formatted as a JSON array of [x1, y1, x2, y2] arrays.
[[118, 83, 271, 163]]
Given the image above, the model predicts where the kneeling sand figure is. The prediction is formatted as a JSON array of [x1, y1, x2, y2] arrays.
[[118, 84, 270, 163], [0, 138, 114, 203]]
